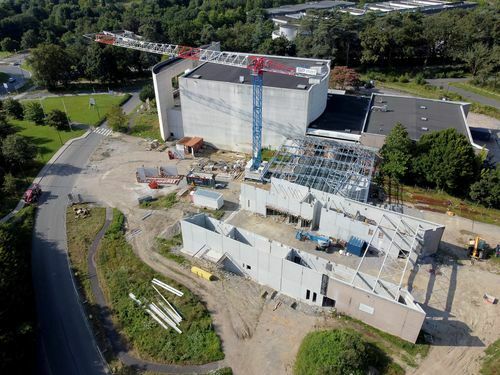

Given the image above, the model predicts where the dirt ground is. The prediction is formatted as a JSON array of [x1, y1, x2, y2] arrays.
[[74, 133, 500, 375]]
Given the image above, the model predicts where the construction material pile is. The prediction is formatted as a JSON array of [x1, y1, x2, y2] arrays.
[[73, 207, 91, 219], [129, 278, 184, 334], [190, 158, 246, 182], [136, 166, 184, 186]]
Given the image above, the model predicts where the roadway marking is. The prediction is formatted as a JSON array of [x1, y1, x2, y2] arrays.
[[93, 127, 113, 137]]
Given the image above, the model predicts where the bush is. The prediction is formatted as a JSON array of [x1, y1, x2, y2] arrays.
[[398, 74, 410, 83], [469, 168, 500, 209], [45, 109, 69, 130], [107, 105, 128, 132], [139, 83, 155, 102], [3, 98, 24, 119], [23, 102, 45, 125], [414, 73, 426, 85], [294, 329, 370, 375]]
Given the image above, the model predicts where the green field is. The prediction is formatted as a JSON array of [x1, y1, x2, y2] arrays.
[[98, 210, 224, 364], [11, 119, 85, 163], [24, 94, 130, 127], [129, 110, 162, 139], [0, 51, 12, 58]]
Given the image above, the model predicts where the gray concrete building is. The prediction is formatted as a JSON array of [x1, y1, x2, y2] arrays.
[[153, 53, 330, 152]]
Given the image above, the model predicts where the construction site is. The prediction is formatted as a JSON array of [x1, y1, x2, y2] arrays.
[[71, 30, 500, 374]]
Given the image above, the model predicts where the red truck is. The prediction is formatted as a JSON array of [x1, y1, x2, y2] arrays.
[[23, 184, 42, 204]]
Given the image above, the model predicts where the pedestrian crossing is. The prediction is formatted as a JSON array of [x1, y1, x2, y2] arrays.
[[93, 127, 113, 137]]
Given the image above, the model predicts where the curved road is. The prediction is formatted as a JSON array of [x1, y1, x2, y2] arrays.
[[32, 93, 140, 375], [33, 130, 110, 375]]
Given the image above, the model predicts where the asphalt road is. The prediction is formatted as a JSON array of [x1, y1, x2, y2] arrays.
[[32, 92, 140, 375], [0, 52, 31, 96], [427, 78, 500, 109], [33, 131, 109, 375]]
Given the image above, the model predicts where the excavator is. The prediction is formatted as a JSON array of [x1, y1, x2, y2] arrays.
[[467, 236, 487, 259]]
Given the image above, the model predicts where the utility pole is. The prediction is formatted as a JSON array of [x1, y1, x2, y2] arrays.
[[61, 97, 73, 131]]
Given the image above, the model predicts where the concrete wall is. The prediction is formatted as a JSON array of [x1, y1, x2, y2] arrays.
[[181, 214, 427, 342], [179, 71, 329, 152], [153, 58, 198, 140], [240, 179, 445, 256], [326, 278, 425, 342]]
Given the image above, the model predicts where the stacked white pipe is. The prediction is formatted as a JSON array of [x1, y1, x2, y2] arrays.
[[128, 278, 185, 334]]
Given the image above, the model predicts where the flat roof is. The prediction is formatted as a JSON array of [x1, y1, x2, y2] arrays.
[[184, 56, 328, 90], [265, 1, 355, 15], [194, 188, 222, 200], [364, 94, 469, 139], [308, 94, 370, 135]]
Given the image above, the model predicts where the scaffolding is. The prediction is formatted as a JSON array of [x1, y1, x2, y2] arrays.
[[265, 136, 376, 202]]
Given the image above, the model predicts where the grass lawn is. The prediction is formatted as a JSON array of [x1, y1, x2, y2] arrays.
[[23, 94, 130, 127], [66, 205, 106, 301], [65, 205, 110, 354], [129, 109, 162, 140], [481, 338, 500, 375], [0, 51, 12, 58], [11, 119, 85, 163], [450, 82, 500, 101], [155, 235, 189, 265], [140, 192, 178, 209], [97, 210, 224, 364], [386, 183, 500, 225]]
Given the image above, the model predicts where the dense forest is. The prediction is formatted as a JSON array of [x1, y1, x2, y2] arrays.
[[0, 0, 498, 87]]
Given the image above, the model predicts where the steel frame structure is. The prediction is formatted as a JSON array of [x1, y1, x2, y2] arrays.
[[350, 213, 424, 301], [265, 136, 376, 202]]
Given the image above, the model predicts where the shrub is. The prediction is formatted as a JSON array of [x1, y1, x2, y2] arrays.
[[139, 83, 155, 102], [45, 109, 69, 130], [294, 329, 370, 375], [24, 102, 45, 125], [3, 98, 24, 119]]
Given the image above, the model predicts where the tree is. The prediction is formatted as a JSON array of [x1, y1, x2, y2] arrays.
[[20, 29, 40, 50], [0, 37, 19, 52], [413, 128, 478, 195], [1, 134, 36, 169], [329, 66, 360, 89], [469, 167, 500, 209], [27, 44, 73, 88], [23, 102, 45, 125], [45, 109, 68, 130], [2, 98, 23, 119], [139, 83, 155, 102], [462, 43, 491, 76], [2, 173, 17, 195], [295, 329, 370, 375], [107, 105, 127, 132], [379, 123, 414, 182]]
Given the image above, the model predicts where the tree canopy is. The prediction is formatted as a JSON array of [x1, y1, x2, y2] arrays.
[[379, 123, 413, 182]]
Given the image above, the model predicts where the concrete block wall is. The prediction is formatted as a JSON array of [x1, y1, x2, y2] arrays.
[[240, 180, 445, 256], [181, 214, 427, 342], [326, 278, 425, 342]]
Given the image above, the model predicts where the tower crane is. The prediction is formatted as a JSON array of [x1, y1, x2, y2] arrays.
[[85, 30, 321, 170]]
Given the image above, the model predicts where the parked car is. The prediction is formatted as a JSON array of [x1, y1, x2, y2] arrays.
[[8, 77, 16, 83]]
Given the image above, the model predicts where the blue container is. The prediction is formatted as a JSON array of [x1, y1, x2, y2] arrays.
[[346, 236, 366, 257]]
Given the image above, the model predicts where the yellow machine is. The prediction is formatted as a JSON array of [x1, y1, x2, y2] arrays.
[[467, 237, 487, 259]]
